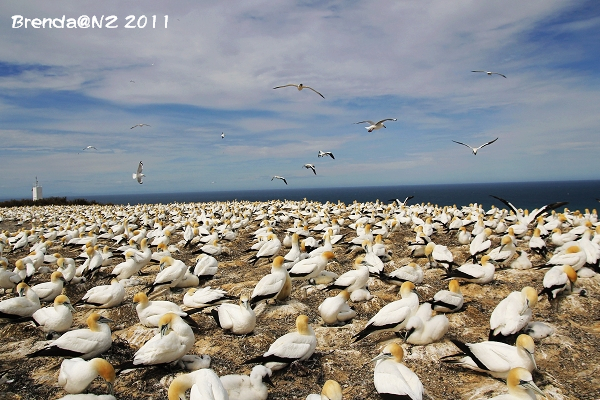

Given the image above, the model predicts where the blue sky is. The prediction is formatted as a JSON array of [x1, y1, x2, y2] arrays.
[[1, 1, 599, 199]]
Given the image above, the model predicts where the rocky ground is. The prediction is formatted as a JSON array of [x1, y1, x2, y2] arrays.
[[0, 204, 599, 400]]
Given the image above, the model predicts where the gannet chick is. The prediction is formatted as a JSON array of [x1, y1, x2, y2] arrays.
[[58, 357, 115, 394], [28, 312, 112, 359], [31, 271, 66, 302], [211, 295, 256, 335], [118, 313, 195, 371], [352, 281, 419, 342], [431, 279, 463, 313], [220, 365, 273, 400], [305, 380, 343, 400], [250, 256, 291, 307], [168, 368, 229, 400], [372, 343, 423, 400], [318, 290, 356, 325], [489, 287, 538, 343], [133, 292, 190, 327], [404, 303, 449, 345], [273, 83, 325, 99], [244, 315, 316, 371], [440, 334, 536, 379], [523, 322, 554, 341], [488, 367, 545, 400], [76, 279, 125, 308], [183, 287, 235, 310], [179, 354, 212, 371], [0, 282, 40, 319]]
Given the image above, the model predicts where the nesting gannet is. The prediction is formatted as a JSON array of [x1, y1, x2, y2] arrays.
[[469, 227, 492, 261], [28, 312, 112, 359], [352, 281, 419, 342], [303, 164, 317, 175], [133, 161, 145, 184], [471, 70, 507, 78], [325, 256, 369, 293], [489, 195, 568, 228], [110, 249, 145, 281], [488, 367, 545, 399], [273, 83, 325, 99], [133, 292, 191, 328], [441, 334, 536, 379], [288, 251, 335, 281], [147, 256, 188, 294], [452, 138, 498, 155], [250, 256, 291, 307], [271, 176, 288, 185], [58, 357, 115, 394], [168, 368, 229, 400], [539, 264, 577, 304], [488, 235, 517, 264], [404, 302, 449, 345], [76, 279, 125, 308], [131, 123, 151, 129], [355, 118, 397, 132], [244, 314, 316, 371], [248, 234, 281, 265], [489, 287, 538, 343], [431, 279, 463, 313], [305, 380, 343, 400], [317, 151, 335, 159], [211, 295, 256, 335], [0, 282, 40, 319], [220, 365, 273, 400], [118, 313, 195, 372], [27, 294, 75, 334], [193, 254, 219, 280], [442, 255, 495, 284], [372, 343, 423, 400], [31, 271, 65, 302], [183, 286, 235, 310], [318, 290, 356, 325]]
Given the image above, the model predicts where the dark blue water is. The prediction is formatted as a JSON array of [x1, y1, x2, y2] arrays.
[[70, 180, 600, 211]]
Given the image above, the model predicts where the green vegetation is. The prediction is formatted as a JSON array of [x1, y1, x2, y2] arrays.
[[0, 196, 103, 208]]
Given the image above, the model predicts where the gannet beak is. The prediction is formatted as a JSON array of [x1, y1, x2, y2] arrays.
[[370, 352, 391, 363], [160, 323, 170, 337], [98, 316, 113, 324], [521, 380, 545, 397], [263, 374, 275, 387], [526, 349, 537, 370], [66, 302, 76, 313]]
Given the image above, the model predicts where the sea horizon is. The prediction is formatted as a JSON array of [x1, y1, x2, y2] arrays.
[[3, 179, 597, 212]]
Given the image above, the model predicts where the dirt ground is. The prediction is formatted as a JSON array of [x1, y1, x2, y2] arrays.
[[0, 201, 599, 400]]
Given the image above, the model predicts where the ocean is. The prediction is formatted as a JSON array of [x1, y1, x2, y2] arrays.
[[70, 180, 600, 212]]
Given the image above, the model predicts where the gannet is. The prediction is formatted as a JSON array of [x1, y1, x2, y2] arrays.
[[489, 286, 538, 343], [303, 164, 317, 175], [28, 312, 112, 359], [183, 286, 235, 310], [317, 151, 335, 159], [441, 334, 536, 379], [488, 235, 517, 264], [381, 262, 423, 286], [528, 228, 547, 256], [510, 250, 533, 270], [288, 251, 335, 280], [147, 256, 188, 294], [28, 294, 75, 334], [131, 123, 151, 129], [442, 255, 495, 284], [118, 313, 195, 371], [56, 394, 116, 400], [82, 146, 98, 151], [211, 295, 256, 335], [452, 138, 498, 155], [305, 380, 343, 400], [318, 290, 356, 325], [244, 314, 317, 371], [168, 368, 229, 400], [133, 161, 145, 184], [31, 271, 65, 302], [248, 234, 281, 265], [372, 343, 423, 400], [354, 118, 397, 132], [221, 132, 225, 139], [193, 254, 219, 280], [273, 83, 325, 99], [220, 365, 273, 400], [110, 249, 144, 281], [133, 292, 192, 328], [271, 176, 288, 185], [404, 302, 449, 345], [539, 264, 577, 303], [488, 367, 545, 399], [0, 282, 40, 319], [325, 256, 369, 293], [352, 281, 419, 342], [76, 279, 125, 308], [469, 228, 492, 261], [471, 70, 507, 78], [489, 195, 568, 228], [250, 256, 291, 307], [431, 279, 463, 313], [58, 357, 115, 394]]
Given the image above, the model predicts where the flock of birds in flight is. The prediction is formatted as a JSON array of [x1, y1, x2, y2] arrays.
[[82, 70, 504, 187]]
